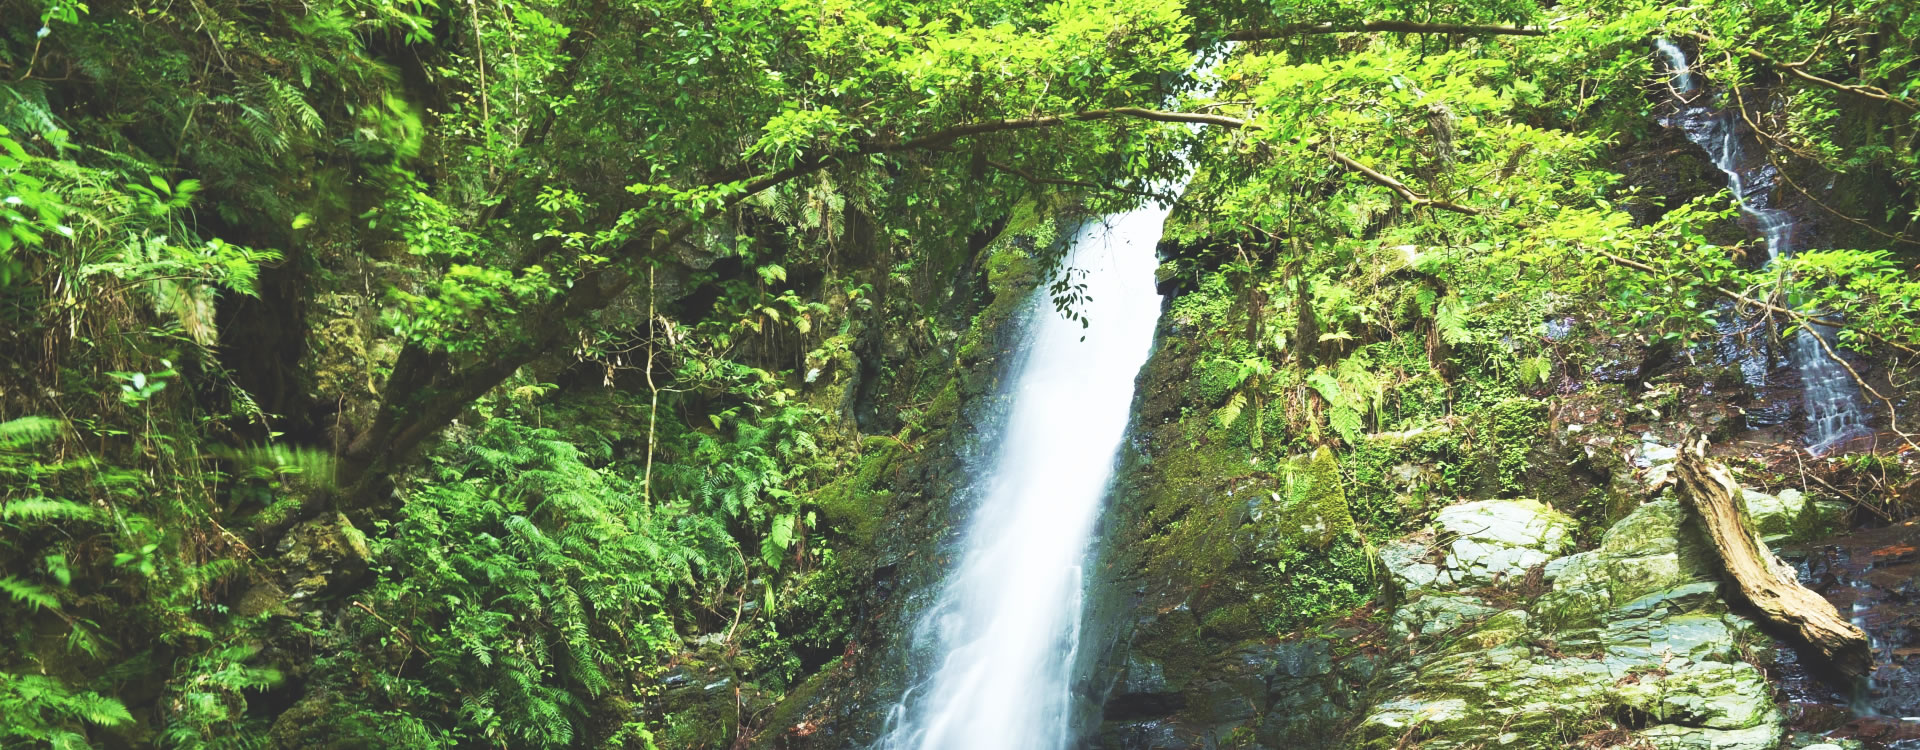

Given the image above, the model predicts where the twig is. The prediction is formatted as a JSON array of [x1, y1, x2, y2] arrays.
[[1793, 311, 1920, 455], [1327, 148, 1481, 215], [982, 158, 1174, 203], [15, 37, 42, 81], [1727, 77, 1920, 247], [352, 600, 430, 658], [1798, 455, 1892, 521], [643, 266, 660, 501], [469, 0, 490, 126]]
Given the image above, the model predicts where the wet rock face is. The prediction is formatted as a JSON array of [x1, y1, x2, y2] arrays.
[[1357, 499, 1785, 750], [1777, 521, 1920, 746], [1075, 324, 1380, 749], [749, 220, 1064, 749], [1093, 639, 1376, 750]]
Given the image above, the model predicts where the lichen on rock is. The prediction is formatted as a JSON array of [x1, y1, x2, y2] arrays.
[[1420, 498, 1576, 590]]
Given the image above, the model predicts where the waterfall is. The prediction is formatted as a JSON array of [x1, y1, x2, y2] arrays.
[[1653, 40, 1871, 454], [875, 195, 1177, 750], [1653, 39, 1695, 95]]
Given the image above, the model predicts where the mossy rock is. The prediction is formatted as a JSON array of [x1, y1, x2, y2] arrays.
[[1741, 488, 1847, 546], [1345, 425, 1458, 534], [1537, 499, 1719, 630], [1353, 497, 1783, 750], [275, 512, 373, 606], [812, 443, 902, 549], [1258, 446, 1357, 552], [1472, 398, 1551, 496]]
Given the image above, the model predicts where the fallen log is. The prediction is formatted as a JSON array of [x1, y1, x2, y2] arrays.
[[1674, 436, 1871, 678]]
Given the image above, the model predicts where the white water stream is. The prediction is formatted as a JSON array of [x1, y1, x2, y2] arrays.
[[875, 197, 1178, 750], [1654, 39, 1871, 454]]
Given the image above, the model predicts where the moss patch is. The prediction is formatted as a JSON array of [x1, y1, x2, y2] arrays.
[[1266, 446, 1357, 550]]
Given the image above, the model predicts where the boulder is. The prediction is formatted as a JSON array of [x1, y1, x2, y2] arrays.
[[1389, 594, 1500, 643], [1430, 498, 1575, 589], [1379, 539, 1441, 593], [1352, 499, 1783, 750], [275, 512, 373, 606], [1539, 499, 1720, 629]]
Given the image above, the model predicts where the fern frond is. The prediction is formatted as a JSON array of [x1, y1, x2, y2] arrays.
[[1330, 405, 1365, 444], [0, 575, 60, 611], [1517, 355, 1553, 385], [0, 416, 63, 450], [0, 497, 96, 523], [1213, 392, 1247, 428], [223, 443, 338, 487], [1435, 297, 1471, 345], [263, 76, 323, 134], [70, 692, 134, 726]]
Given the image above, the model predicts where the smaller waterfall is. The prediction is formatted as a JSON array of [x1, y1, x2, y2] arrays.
[[1653, 40, 1871, 453], [1654, 39, 1696, 96]]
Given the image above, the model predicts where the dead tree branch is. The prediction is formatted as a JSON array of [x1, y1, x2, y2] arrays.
[[1675, 436, 1870, 678]]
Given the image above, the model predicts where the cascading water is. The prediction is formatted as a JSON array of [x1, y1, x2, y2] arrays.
[[1654, 39, 1872, 454], [874, 191, 1179, 750]]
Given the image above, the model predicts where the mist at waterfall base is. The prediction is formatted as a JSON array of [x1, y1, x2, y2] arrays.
[[874, 206, 1173, 750], [1654, 40, 1872, 455]]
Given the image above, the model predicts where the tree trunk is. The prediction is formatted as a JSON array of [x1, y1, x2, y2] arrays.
[[1674, 436, 1871, 678]]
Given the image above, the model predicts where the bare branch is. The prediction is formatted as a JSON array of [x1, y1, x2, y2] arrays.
[[980, 158, 1172, 202], [1726, 77, 1920, 247], [1326, 149, 1482, 215], [729, 107, 1478, 218]]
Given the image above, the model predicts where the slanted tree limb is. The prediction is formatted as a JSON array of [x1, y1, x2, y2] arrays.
[[1326, 149, 1482, 215], [1592, 247, 1919, 357], [979, 158, 1175, 202], [734, 108, 1476, 216], [1674, 30, 1919, 114], [1674, 436, 1871, 678], [1227, 21, 1548, 42]]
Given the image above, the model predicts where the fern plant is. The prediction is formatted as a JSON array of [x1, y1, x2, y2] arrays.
[[0, 672, 132, 749], [332, 416, 727, 747], [1209, 354, 1274, 449]]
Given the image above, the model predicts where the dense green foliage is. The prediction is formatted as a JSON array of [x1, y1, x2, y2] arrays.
[[2, 0, 1918, 744]]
